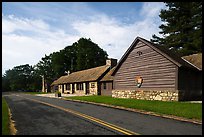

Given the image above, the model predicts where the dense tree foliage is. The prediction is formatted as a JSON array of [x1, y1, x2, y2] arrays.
[[34, 54, 55, 92], [51, 45, 77, 78], [2, 38, 108, 92], [2, 64, 41, 92], [2, 75, 11, 92], [74, 38, 108, 71], [151, 2, 202, 56]]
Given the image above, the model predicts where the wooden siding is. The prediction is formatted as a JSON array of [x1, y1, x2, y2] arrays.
[[114, 41, 178, 90], [178, 68, 202, 100], [100, 82, 113, 96]]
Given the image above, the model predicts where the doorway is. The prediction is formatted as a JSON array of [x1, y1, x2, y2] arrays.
[[72, 84, 75, 93], [86, 83, 89, 94]]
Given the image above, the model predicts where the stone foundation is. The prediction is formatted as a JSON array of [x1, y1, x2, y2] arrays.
[[112, 90, 183, 101]]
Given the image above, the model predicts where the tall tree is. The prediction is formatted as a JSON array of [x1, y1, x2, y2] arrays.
[[51, 45, 77, 78], [3, 37, 109, 92], [2, 75, 11, 92], [74, 38, 108, 71], [63, 45, 77, 73], [3, 64, 34, 91], [151, 2, 202, 56], [29, 69, 42, 91], [34, 54, 54, 92]]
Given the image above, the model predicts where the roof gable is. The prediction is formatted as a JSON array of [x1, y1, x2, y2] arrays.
[[112, 37, 199, 76], [100, 67, 115, 82]]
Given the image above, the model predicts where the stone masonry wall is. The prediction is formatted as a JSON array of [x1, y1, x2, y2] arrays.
[[89, 82, 98, 95], [112, 90, 181, 101]]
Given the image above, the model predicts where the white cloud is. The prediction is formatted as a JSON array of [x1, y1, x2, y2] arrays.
[[2, 15, 80, 74], [71, 9, 163, 60], [140, 2, 165, 18], [2, 2, 165, 75], [2, 15, 50, 34]]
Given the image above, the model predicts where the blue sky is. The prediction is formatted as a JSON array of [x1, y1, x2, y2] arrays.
[[2, 2, 166, 75]]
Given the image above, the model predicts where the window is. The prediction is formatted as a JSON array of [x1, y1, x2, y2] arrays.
[[91, 83, 95, 88], [77, 83, 83, 90], [103, 83, 106, 90], [65, 84, 70, 90]]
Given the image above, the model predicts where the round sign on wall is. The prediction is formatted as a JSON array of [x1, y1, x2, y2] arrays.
[[135, 76, 143, 88]]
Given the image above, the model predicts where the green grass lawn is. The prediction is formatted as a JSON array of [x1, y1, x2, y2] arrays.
[[65, 96, 202, 120], [2, 97, 10, 135]]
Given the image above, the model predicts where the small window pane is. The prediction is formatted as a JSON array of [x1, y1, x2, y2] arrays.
[[91, 83, 95, 88], [103, 83, 106, 89]]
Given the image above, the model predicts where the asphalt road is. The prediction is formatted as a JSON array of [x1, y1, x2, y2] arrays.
[[3, 92, 202, 135]]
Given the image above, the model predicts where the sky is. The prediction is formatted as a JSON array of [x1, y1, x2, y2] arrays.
[[2, 2, 166, 75]]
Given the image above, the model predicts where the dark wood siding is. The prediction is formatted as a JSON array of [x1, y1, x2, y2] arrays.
[[114, 41, 178, 90], [178, 68, 202, 100], [100, 82, 113, 96]]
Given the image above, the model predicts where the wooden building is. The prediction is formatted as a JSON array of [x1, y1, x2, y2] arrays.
[[51, 59, 117, 96], [111, 37, 202, 101], [100, 67, 115, 96]]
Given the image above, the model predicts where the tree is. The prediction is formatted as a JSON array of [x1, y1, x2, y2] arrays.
[[29, 70, 42, 91], [34, 37, 108, 92], [3, 64, 34, 91], [51, 45, 77, 78], [2, 75, 11, 92], [51, 51, 66, 78], [74, 38, 108, 71], [63, 45, 77, 73], [3, 37, 109, 92], [151, 2, 202, 56], [35, 54, 54, 92]]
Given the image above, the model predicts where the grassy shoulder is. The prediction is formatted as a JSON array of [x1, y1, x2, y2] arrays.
[[2, 97, 10, 135], [65, 95, 202, 120]]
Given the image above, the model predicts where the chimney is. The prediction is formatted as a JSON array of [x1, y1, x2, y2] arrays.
[[106, 58, 117, 68]]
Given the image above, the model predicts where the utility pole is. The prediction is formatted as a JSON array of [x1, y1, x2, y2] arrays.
[[41, 75, 47, 93], [71, 58, 73, 73], [42, 75, 45, 92]]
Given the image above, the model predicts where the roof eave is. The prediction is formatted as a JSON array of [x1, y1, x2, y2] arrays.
[[181, 58, 202, 71]]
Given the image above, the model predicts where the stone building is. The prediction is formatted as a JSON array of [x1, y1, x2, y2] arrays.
[[51, 59, 117, 96]]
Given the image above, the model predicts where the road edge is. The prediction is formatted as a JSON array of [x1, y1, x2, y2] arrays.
[[61, 97, 202, 125], [8, 108, 17, 135]]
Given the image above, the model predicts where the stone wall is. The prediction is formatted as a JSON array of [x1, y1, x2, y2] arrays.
[[112, 90, 183, 101], [74, 90, 85, 95], [89, 82, 98, 95]]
